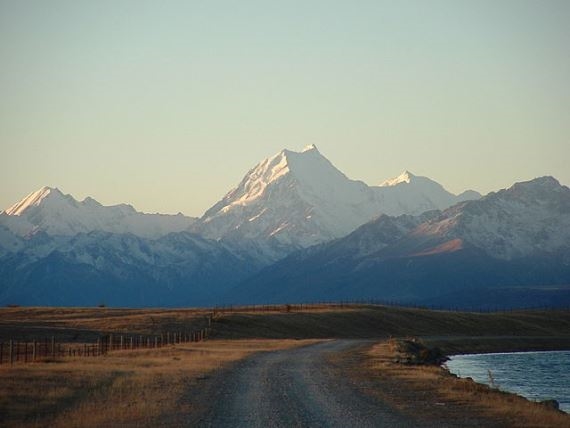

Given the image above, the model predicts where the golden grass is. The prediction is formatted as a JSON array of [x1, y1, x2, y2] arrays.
[[212, 305, 570, 341], [0, 307, 212, 339], [1, 305, 569, 426], [362, 340, 570, 427], [0, 339, 318, 428]]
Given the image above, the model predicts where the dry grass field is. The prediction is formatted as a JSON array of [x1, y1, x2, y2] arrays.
[[0, 338, 317, 427], [0, 307, 214, 342], [357, 340, 570, 427], [0, 304, 569, 427]]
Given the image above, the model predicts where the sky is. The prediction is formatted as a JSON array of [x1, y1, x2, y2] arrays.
[[1, 0, 569, 216]]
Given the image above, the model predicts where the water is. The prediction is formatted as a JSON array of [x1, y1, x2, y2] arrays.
[[447, 350, 570, 413]]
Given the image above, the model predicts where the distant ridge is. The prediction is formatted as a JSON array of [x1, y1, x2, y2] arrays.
[[193, 146, 480, 252], [3, 147, 568, 310], [1, 187, 196, 239], [227, 176, 570, 308]]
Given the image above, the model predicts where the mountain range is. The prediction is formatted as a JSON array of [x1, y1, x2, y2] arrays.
[[1, 186, 197, 239], [1, 146, 568, 308], [195, 145, 479, 252], [229, 176, 570, 309]]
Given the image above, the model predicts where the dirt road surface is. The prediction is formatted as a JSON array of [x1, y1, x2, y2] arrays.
[[188, 340, 417, 427]]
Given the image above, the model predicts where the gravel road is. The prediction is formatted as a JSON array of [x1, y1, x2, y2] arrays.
[[191, 340, 415, 427]]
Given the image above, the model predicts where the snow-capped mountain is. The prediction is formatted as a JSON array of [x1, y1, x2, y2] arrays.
[[0, 187, 196, 239], [0, 230, 262, 307], [377, 170, 481, 216], [408, 176, 570, 259], [194, 145, 479, 250], [227, 177, 570, 307]]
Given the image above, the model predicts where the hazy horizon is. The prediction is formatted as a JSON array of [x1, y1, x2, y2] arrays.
[[2, 1, 569, 216]]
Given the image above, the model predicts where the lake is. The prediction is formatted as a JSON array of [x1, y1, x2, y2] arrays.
[[447, 350, 570, 413]]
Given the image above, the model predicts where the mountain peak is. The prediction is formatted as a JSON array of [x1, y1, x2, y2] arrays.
[[1, 187, 196, 238], [301, 144, 319, 153], [519, 176, 560, 189], [497, 176, 568, 202], [207, 145, 347, 212], [4, 186, 66, 216], [380, 170, 416, 187]]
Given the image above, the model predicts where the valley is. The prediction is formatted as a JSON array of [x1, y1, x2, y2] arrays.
[[0, 304, 569, 427]]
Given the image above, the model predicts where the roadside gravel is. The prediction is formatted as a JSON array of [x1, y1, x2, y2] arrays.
[[188, 340, 415, 427]]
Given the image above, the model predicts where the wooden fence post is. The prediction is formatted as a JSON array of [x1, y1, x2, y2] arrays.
[[9, 340, 13, 365], [51, 337, 55, 359], [0, 342, 3, 365]]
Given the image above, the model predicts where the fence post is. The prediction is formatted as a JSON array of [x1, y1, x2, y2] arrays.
[[0, 342, 3, 365], [109, 334, 113, 352], [120, 335, 124, 350], [9, 340, 13, 365], [51, 337, 55, 359]]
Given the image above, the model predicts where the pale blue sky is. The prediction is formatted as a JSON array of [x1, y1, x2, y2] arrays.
[[1, 0, 569, 216]]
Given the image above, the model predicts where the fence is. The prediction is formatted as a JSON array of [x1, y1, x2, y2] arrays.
[[0, 326, 211, 366]]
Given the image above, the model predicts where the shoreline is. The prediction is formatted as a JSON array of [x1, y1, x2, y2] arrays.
[[420, 335, 570, 357], [445, 348, 569, 414], [358, 338, 570, 427], [448, 348, 570, 357]]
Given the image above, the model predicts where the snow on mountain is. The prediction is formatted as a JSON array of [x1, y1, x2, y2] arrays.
[[376, 170, 481, 216], [0, 230, 260, 307], [0, 187, 197, 239], [196, 145, 379, 248], [412, 176, 570, 259], [194, 146, 480, 250], [379, 170, 415, 186], [226, 176, 570, 307]]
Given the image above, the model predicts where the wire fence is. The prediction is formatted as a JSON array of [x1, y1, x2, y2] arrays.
[[0, 324, 212, 366]]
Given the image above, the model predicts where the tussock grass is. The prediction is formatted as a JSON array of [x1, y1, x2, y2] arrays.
[[0, 307, 212, 342], [0, 339, 316, 427], [212, 305, 570, 348], [361, 340, 570, 427], [1, 304, 569, 426]]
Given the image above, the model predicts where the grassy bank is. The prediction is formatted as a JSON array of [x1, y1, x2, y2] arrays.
[[0, 339, 316, 427], [1, 304, 569, 426], [355, 340, 569, 427]]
